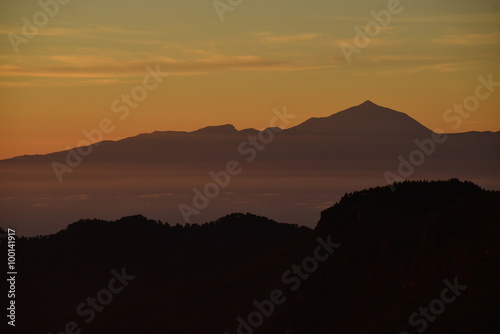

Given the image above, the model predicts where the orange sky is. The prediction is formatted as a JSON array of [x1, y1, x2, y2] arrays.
[[1, 0, 499, 159]]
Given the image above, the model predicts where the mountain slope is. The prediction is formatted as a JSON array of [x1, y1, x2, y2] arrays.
[[8, 180, 500, 333], [286, 100, 431, 136], [12, 213, 312, 333], [0, 102, 498, 235]]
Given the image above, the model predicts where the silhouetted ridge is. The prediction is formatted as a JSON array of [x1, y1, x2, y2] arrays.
[[207, 212, 294, 227], [192, 124, 238, 134], [11, 180, 500, 334], [359, 100, 378, 107], [331, 178, 481, 216], [62, 212, 298, 237], [14, 211, 312, 333], [64, 214, 160, 235], [316, 178, 484, 237], [287, 100, 430, 135]]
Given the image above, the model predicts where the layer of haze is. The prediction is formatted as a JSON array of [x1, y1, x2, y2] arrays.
[[1, 0, 500, 159]]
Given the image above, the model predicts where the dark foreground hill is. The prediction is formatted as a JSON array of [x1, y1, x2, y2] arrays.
[[4, 179, 500, 333], [6, 213, 311, 333]]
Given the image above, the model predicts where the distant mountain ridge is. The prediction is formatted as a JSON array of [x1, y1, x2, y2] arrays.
[[0, 100, 465, 162], [1, 100, 497, 164], [1, 101, 499, 235]]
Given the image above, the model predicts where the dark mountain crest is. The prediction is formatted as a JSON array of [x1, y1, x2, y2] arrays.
[[316, 178, 486, 235], [336, 178, 482, 205], [41, 212, 300, 239], [192, 124, 239, 134]]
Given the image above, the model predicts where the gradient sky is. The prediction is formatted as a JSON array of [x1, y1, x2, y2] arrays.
[[0, 0, 499, 159]]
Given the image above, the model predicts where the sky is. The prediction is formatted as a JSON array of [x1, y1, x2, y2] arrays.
[[0, 0, 499, 159]]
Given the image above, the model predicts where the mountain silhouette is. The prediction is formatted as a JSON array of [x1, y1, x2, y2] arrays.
[[7, 179, 500, 333], [0, 100, 465, 163], [287, 100, 430, 136], [0, 101, 498, 235], [0, 100, 496, 165], [192, 124, 241, 134]]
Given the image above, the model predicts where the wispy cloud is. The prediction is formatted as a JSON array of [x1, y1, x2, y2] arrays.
[[378, 61, 479, 76], [0, 52, 339, 87], [252, 32, 322, 43], [0, 55, 284, 77], [306, 13, 500, 24], [397, 13, 500, 23], [333, 37, 405, 48], [0, 24, 164, 39], [432, 32, 500, 46], [358, 54, 454, 63]]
